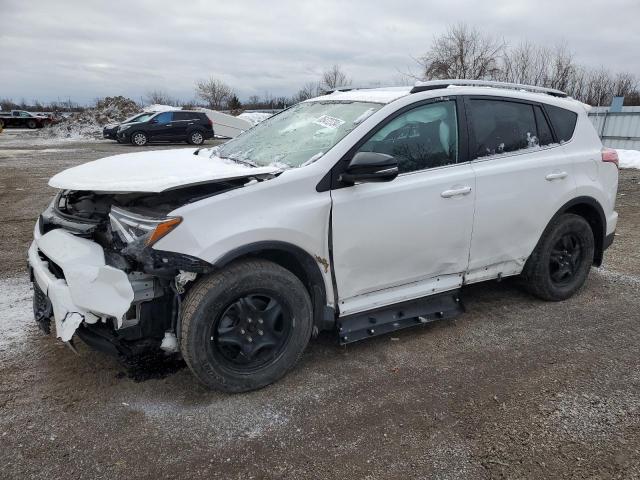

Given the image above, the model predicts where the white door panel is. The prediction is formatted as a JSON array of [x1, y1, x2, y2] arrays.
[[467, 146, 576, 276], [332, 164, 475, 315]]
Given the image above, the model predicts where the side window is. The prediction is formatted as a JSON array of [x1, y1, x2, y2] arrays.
[[174, 112, 199, 121], [154, 112, 173, 123], [534, 106, 554, 146], [357, 100, 458, 173], [545, 104, 578, 142], [469, 99, 539, 158]]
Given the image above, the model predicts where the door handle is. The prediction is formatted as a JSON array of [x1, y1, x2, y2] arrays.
[[441, 186, 472, 198], [545, 171, 568, 181]]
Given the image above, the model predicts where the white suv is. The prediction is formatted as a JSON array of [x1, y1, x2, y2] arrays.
[[28, 80, 619, 392]]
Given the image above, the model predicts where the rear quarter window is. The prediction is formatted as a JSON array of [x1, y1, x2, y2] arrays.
[[545, 105, 578, 142], [174, 112, 202, 121]]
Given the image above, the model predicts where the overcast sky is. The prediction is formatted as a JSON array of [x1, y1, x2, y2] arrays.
[[1, 0, 638, 105]]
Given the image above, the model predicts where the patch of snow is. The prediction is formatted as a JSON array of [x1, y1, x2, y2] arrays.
[[617, 149, 640, 169], [306, 87, 411, 105], [238, 112, 273, 125], [143, 104, 181, 113], [0, 276, 35, 353], [124, 397, 288, 443]]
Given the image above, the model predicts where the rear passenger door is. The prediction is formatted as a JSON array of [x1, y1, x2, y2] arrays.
[[172, 111, 198, 139], [464, 96, 577, 283]]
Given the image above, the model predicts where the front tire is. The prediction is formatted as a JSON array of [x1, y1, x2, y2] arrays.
[[26, 119, 37, 129], [187, 130, 205, 145], [130, 131, 148, 146], [522, 213, 595, 301], [180, 259, 313, 392]]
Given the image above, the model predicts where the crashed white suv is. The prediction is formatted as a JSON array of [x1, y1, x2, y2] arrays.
[[29, 80, 619, 392]]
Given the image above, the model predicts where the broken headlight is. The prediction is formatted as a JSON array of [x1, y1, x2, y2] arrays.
[[109, 206, 182, 247]]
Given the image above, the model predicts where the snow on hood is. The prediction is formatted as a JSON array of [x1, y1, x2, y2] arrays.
[[48, 148, 281, 193]]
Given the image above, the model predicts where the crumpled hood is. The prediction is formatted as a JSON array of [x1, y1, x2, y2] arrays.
[[48, 148, 281, 193]]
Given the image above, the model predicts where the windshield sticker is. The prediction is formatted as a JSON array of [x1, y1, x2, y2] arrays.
[[313, 115, 345, 129]]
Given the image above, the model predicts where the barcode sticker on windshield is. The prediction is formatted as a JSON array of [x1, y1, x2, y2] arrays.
[[313, 115, 345, 129]]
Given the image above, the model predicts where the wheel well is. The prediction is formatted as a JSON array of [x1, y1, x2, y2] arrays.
[[562, 200, 605, 266], [215, 243, 335, 333]]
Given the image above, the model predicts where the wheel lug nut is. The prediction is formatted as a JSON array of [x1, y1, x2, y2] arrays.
[[258, 330, 263, 336], [258, 319, 263, 324], [247, 336, 253, 342], [240, 329, 245, 334], [247, 318, 252, 323]]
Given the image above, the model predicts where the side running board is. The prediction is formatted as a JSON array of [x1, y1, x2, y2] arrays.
[[337, 290, 464, 344]]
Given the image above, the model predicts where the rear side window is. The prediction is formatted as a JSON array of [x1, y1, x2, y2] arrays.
[[174, 111, 201, 121], [534, 106, 554, 146], [468, 99, 539, 158], [545, 105, 578, 142]]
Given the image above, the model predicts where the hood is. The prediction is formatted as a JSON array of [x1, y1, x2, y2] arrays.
[[48, 148, 281, 193]]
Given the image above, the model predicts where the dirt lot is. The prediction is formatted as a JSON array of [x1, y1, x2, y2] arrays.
[[1, 132, 639, 479]]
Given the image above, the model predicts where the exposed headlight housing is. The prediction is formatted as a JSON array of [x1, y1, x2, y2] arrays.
[[109, 206, 182, 247]]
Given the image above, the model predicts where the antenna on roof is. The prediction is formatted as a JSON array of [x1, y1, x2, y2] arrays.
[[410, 79, 568, 98]]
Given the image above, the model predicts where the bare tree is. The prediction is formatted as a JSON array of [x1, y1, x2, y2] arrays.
[[195, 77, 233, 110], [417, 23, 504, 80], [295, 81, 321, 102], [145, 89, 176, 106], [500, 41, 548, 85], [320, 65, 351, 90]]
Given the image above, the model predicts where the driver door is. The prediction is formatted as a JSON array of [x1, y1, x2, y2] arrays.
[[330, 99, 476, 316]]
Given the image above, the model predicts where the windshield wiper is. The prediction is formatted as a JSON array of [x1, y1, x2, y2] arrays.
[[221, 156, 258, 168]]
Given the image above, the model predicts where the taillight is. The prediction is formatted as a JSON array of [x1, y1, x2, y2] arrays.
[[208, 118, 213, 126], [601, 148, 619, 168]]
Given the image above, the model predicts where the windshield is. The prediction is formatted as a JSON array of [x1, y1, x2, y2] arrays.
[[214, 101, 382, 168], [123, 113, 153, 124]]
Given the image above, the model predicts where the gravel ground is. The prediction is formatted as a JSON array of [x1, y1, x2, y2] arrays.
[[1, 132, 639, 479]]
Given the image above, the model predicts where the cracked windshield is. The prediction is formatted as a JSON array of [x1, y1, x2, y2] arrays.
[[215, 101, 382, 167]]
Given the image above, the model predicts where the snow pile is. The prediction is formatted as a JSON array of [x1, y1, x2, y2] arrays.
[[0, 276, 36, 353], [143, 104, 181, 113], [238, 112, 272, 125], [617, 149, 640, 169], [39, 96, 141, 140]]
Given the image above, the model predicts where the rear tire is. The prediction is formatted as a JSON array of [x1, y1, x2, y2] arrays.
[[187, 130, 205, 145], [130, 131, 148, 146], [522, 213, 594, 301], [180, 259, 313, 392]]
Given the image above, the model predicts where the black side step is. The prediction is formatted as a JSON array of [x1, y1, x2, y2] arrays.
[[337, 290, 464, 344]]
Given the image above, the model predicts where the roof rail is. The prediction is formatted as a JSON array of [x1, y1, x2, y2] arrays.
[[410, 79, 568, 98]]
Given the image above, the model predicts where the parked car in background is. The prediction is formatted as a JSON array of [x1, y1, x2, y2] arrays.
[[115, 110, 214, 146], [29, 80, 618, 392], [103, 112, 155, 140], [0, 110, 51, 129], [201, 109, 252, 138]]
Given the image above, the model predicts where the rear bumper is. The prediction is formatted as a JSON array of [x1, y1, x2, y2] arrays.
[[27, 228, 135, 342]]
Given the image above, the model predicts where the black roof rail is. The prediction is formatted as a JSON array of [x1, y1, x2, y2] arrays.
[[410, 79, 568, 98]]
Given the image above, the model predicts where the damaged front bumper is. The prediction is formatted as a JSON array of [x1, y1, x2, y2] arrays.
[[28, 228, 135, 342]]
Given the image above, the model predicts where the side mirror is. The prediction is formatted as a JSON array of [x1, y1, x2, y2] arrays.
[[339, 152, 399, 184], [150, 119, 158, 124]]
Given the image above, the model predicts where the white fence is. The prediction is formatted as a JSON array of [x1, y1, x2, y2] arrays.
[[588, 106, 640, 150]]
